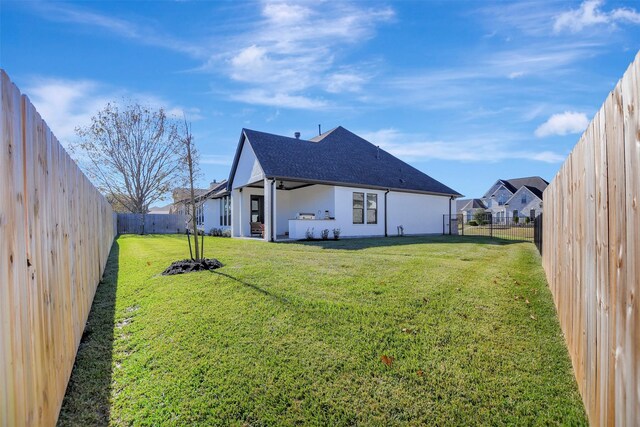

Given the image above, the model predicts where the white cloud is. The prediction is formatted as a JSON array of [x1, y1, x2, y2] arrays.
[[32, 2, 205, 57], [229, 89, 327, 110], [326, 72, 367, 93], [535, 111, 589, 137], [200, 154, 233, 165], [26, 78, 110, 144], [215, 0, 394, 108], [26, 77, 202, 144], [554, 0, 640, 33], [360, 128, 565, 164]]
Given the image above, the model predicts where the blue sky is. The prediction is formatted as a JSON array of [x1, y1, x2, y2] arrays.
[[2, 0, 639, 203]]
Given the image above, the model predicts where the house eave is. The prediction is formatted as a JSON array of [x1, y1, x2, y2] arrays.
[[265, 175, 463, 198]]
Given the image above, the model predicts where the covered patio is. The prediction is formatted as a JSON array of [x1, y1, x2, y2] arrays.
[[231, 178, 337, 241]]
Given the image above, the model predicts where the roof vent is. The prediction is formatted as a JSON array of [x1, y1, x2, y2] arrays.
[[294, 132, 301, 139]]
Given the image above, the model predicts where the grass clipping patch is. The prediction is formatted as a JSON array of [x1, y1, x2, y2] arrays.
[[161, 258, 224, 275]]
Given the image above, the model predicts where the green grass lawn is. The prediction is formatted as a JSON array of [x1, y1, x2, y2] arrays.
[[58, 235, 586, 426], [458, 225, 535, 241]]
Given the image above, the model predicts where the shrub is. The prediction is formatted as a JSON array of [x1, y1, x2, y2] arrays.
[[222, 229, 231, 237], [305, 228, 314, 240], [473, 209, 486, 224], [513, 216, 519, 225], [332, 228, 341, 240], [525, 217, 531, 224], [468, 220, 478, 226], [321, 229, 330, 240]]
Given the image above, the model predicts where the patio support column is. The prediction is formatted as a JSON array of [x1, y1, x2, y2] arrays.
[[239, 188, 243, 237], [263, 177, 272, 242], [272, 181, 277, 241]]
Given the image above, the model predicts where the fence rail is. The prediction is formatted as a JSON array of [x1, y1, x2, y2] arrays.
[[117, 213, 187, 234], [542, 51, 639, 426], [443, 213, 535, 242], [0, 70, 116, 426]]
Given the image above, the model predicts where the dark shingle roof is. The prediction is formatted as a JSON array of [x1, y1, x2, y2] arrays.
[[523, 185, 543, 199], [456, 199, 472, 211], [457, 198, 486, 211], [505, 176, 548, 196], [232, 126, 461, 196]]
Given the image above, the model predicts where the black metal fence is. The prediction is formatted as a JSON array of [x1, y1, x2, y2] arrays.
[[533, 213, 543, 254], [443, 212, 542, 243]]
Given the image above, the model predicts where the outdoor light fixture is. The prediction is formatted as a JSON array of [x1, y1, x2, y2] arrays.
[[278, 180, 285, 190]]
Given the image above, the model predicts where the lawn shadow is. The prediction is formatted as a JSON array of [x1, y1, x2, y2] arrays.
[[57, 240, 119, 426], [213, 270, 291, 305], [285, 234, 529, 250]]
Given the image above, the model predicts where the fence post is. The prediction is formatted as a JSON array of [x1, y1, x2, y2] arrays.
[[490, 213, 493, 239]]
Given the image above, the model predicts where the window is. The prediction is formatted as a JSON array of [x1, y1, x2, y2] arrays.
[[196, 204, 204, 226], [367, 193, 377, 224], [530, 209, 536, 219], [220, 198, 224, 226], [219, 195, 232, 226], [353, 192, 364, 224], [521, 194, 527, 204]]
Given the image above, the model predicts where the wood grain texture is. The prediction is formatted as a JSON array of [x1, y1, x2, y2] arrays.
[[0, 70, 116, 426], [542, 51, 640, 426]]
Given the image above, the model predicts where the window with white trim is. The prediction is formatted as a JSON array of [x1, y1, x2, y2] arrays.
[[353, 192, 364, 224]]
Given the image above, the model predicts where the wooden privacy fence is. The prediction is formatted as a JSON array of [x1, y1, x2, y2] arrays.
[[117, 213, 187, 234], [0, 70, 116, 426], [542, 52, 639, 426]]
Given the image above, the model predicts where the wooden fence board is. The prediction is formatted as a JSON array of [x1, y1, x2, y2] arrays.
[[542, 51, 640, 426], [621, 54, 639, 427], [0, 70, 116, 425]]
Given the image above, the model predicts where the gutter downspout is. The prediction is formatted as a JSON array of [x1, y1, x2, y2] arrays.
[[384, 189, 390, 237], [449, 196, 454, 235]]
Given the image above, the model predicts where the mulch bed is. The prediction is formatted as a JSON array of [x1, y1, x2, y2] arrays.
[[161, 258, 224, 275]]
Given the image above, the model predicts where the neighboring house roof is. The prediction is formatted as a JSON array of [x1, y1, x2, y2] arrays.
[[197, 180, 229, 201], [505, 185, 544, 206], [148, 203, 173, 214], [172, 187, 209, 203], [504, 176, 549, 197], [229, 126, 462, 197], [174, 180, 229, 205], [456, 199, 472, 211], [485, 176, 549, 199], [459, 199, 487, 211]]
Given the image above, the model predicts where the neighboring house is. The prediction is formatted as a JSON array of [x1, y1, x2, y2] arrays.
[[171, 181, 231, 233], [456, 198, 487, 223], [465, 176, 548, 223], [171, 186, 210, 230], [226, 126, 462, 241]]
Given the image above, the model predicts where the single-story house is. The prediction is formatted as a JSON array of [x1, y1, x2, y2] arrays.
[[226, 126, 462, 241]]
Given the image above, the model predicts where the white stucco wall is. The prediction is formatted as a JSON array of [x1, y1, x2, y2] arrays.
[[333, 186, 386, 237], [202, 199, 219, 232], [232, 140, 264, 189], [387, 191, 450, 235]]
